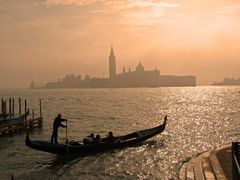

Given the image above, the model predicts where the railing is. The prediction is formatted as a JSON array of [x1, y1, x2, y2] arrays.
[[232, 142, 240, 180], [0, 117, 43, 137], [0, 99, 43, 137]]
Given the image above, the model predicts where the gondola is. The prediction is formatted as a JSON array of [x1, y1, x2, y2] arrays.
[[26, 116, 168, 155]]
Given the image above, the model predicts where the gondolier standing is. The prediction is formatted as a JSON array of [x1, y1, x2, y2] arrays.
[[51, 114, 67, 144]]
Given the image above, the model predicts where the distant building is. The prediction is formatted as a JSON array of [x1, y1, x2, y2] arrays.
[[212, 77, 240, 86], [44, 46, 196, 88], [109, 46, 116, 79], [30, 81, 35, 89]]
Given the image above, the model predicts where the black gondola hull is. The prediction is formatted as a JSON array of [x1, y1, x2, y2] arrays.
[[26, 119, 167, 155]]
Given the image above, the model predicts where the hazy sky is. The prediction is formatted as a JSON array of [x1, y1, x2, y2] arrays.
[[0, 0, 240, 88]]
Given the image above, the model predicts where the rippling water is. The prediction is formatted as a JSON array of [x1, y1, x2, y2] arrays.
[[0, 87, 240, 179]]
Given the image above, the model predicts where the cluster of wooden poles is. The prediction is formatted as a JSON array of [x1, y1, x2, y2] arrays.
[[0, 98, 43, 137], [1, 98, 35, 119]]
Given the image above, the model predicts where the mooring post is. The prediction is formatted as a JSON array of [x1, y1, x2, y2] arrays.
[[24, 99, 27, 121], [19, 98, 21, 115], [39, 99, 42, 118], [12, 98, 14, 117], [9, 98, 12, 119], [38, 99, 43, 128], [11, 173, 15, 180], [1, 98, 3, 115], [32, 109, 34, 120], [29, 109, 34, 129], [3, 101, 7, 119]]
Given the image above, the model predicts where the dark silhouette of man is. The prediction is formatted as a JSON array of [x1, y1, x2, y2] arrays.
[[51, 114, 67, 144]]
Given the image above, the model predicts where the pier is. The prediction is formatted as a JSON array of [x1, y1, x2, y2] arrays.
[[0, 98, 43, 137]]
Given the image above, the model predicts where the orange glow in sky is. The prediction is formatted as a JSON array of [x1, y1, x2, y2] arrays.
[[0, 0, 240, 88]]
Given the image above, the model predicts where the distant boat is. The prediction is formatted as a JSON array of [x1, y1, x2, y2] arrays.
[[26, 117, 168, 155]]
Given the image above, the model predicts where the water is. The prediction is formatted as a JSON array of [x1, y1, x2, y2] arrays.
[[0, 87, 240, 179]]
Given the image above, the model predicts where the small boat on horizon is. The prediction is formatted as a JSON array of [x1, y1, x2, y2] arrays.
[[26, 116, 168, 156]]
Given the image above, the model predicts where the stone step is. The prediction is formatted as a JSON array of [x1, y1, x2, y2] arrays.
[[186, 159, 195, 180], [202, 151, 216, 180], [215, 146, 232, 180], [179, 146, 231, 180], [194, 154, 205, 180], [209, 148, 227, 180], [179, 162, 187, 180]]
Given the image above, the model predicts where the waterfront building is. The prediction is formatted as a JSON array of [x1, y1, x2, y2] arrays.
[[109, 46, 116, 79], [212, 77, 240, 86], [44, 46, 196, 88]]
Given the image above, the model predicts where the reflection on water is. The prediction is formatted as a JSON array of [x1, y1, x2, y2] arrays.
[[0, 87, 240, 179]]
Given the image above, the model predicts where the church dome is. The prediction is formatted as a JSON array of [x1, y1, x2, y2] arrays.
[[136, 62, 144, 72]]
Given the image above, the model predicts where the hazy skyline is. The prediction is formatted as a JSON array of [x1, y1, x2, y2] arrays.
[[0, 0, 240, 88]]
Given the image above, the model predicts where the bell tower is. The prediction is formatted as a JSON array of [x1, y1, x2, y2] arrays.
[[109, 45, 116, 79]]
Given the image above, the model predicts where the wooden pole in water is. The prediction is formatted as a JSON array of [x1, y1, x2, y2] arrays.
[[24, 99, 27, 121], [66, 119, 69, 155], [32, 109, 34, 120], [1, 98, 3, 115], [30, 109, 34, 129], [3, 101, 6, 118], [5, 101, 7, 118], [12, 98, 14, 117], [19, 98, 21, 115], [66, 120, 68, 142], [39, 99, 42, 118], [11, 172, 15, 180], [9, 98, 12, 119]]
